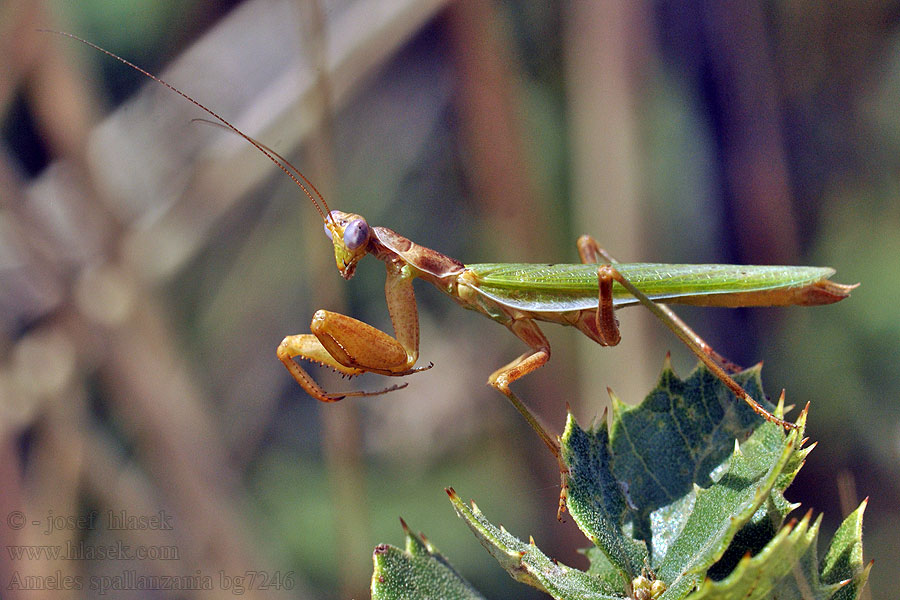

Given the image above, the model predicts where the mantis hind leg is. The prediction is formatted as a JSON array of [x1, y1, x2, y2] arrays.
[[576, 234, 616, 264], [576, 234, 743, 373], [605, 265, 798, 430]]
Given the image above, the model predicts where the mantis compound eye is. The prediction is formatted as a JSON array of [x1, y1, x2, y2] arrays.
[[324, 222, 333, 241], [343, 219, 369, 250]]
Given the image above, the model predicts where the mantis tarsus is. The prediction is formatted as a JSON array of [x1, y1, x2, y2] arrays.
[[51, 31, 856, 462]]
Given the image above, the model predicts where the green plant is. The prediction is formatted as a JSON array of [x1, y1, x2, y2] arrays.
[[370, 362, 870, 599]]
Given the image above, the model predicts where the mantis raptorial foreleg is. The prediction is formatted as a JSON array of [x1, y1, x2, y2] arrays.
[[277, 260, 430, 401], [577, 235, 744, 374]]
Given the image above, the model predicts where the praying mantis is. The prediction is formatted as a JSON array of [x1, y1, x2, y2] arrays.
[[49, 32, 855, 456]]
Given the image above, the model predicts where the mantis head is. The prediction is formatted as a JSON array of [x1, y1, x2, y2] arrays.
[[324, 210, 371, 279], [42, 33, 374, 281]]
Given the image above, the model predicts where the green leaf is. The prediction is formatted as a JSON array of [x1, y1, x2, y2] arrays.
[[820, 501, 871, 600], [371, 518, 485, 600], [606, 362, 775, 533], [653, 415, 800, 588], [373, 361, 868, 600], [729, 500, 872, 600], [562, 363, 804, 587], [561, 413, 648, 579], [582, 546, 628, 591], [447, 488, 620, 599], [686, 511, 820, 600]]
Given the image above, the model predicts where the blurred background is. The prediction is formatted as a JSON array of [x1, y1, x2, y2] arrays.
[[0, 0, 896, 598]]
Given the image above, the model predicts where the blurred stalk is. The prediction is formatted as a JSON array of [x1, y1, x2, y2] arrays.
[[564, 0, 657, 410], [444, 0, 549, 262], [297, 0, 371, 596], [703, 1, 799, 264]]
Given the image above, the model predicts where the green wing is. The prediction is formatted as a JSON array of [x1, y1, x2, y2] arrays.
[[464, 263, 836, 312]]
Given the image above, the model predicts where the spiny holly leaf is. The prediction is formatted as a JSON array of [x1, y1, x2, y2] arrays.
[[447, 488, 620, 600], [374, 361, 868, 599], [563, 363, 804, 582], [653, 412, 801, 588], [568, 413, 802, 598], [718, 500, 872, 600], [606, 362, 776, 538], [704, 431, 814, 580], [371, 518, 484, 600], [582, 546, 627, 591], [817, 500, 871, 600], [687, 511, 820, 600], [561, 413, 648, 578]]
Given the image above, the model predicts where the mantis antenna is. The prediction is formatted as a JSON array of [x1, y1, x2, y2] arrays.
[[41, 29, 335, 225]]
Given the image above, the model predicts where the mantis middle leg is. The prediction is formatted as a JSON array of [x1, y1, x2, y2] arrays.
[[487, 318, 559, 456], [486, 318, 572, 518]]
